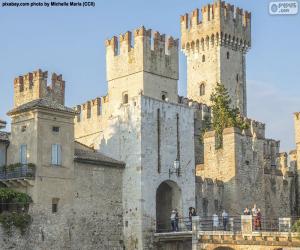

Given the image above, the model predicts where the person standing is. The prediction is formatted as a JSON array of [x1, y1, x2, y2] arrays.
[[243, 207, 251, 215], [256, 208, 262, 230], [222, 210, 228, 231], [170, 209, 177, 231], [252, 204, 258, 230], [174, 209, 179, 231], [212, 213, 219, 231]]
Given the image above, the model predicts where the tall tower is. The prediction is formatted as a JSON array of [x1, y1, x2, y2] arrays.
[[181, 1, 251, 116], [105, 27, 179, 113]]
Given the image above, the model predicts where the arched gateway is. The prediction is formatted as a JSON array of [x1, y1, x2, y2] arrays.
[[156, 180, 182, 232]]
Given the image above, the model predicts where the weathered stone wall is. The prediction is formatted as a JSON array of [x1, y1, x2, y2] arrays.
[[0, 161, 124, 250], [140, 96, 196, 248], [195, 177, 224, 217], [199, 127, 295, 218]]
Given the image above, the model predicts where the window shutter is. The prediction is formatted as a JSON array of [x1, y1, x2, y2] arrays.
[[57, 145, 62, 165], [20, 145, 27, 164], [52, 144, 57, 165]]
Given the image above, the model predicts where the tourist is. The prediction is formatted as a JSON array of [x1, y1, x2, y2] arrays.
[[174, 209, 179, 231], [171, 209, 177, 231], [188, 207, 197, 230], [212, 213, 219, 231], [243, 207, 251, 215], [252, 204, 258, 230], [222, 210, 228, 231], [256, 209, 262, 230]]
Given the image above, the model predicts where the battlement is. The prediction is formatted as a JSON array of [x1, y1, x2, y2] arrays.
[[105, 26, 179, 81], [244, 118, 265, 139], [14, 69, 65, 107], [75, 97, 106, 123], [181, 1, 251, 54]]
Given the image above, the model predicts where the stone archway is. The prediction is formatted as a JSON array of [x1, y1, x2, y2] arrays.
[[156, 180, 182, 232]]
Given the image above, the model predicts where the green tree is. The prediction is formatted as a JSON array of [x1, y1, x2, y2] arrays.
[[210, 83, 248, 148]]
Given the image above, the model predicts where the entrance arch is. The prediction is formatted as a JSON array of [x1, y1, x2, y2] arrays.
[[156, 180, 182, 232]]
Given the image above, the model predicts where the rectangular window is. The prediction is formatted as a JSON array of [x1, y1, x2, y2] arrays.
[[51, 144, 62, 166], [52, 126, 60, 132], [20, 144, 27, 164], [52, 198, 59, 213]]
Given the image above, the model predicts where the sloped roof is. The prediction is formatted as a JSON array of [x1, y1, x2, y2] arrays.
[[74, 148, 125, 168], [7, 99, 77, 115]]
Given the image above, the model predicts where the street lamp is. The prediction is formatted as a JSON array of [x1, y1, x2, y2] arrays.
[[169, 159, 180, 178]]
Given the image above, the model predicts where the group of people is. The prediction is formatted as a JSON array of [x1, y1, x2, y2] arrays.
[[169, 204, 262, 232], [244, 204, 262, 230], [212, 210, 229, 231], [170, 207, 196, 231]]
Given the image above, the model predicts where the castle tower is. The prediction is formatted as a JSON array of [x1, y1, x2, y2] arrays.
[[13, 69, 65, 107], [181, 0, 251, 116], [8, 70, 75, 212], [105, 27, 179, 113]]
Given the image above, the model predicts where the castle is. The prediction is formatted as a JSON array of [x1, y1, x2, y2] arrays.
[[0, 1, 299, 250]]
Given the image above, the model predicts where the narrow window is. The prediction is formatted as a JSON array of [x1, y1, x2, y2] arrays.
[[157, 109, 161, 173], [200, 83, 205, 96], [52, 198, 59, 213], [21, 126, 27, 132], [214, 199, 219, 211], [20, 144, 27, 164], [236, 74, 239, 82], [202, 55, 205, 62], [51, 144, 62, 166], [52, 126, 60, 133], [227, 51, 230, 59], [123, 92, 128, 104]]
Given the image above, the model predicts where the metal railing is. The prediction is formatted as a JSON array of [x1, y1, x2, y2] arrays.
[[0, 165, 35, 180], [156, 216, 300, 233]]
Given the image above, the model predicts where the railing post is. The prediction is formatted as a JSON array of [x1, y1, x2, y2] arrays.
[[279, 217, 291, 232], [241, 215, 252, 235]]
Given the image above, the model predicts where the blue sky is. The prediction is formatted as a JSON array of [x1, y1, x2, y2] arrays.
[[0, 0, 299, 152]]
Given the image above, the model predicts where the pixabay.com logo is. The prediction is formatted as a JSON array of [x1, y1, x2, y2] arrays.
[[269, 1, 298, 15]]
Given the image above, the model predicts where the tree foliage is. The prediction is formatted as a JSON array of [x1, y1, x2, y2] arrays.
[[210, 83, 249, 148]]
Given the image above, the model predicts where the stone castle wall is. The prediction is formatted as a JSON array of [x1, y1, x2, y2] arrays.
[[199, 126, 295, 218], [0, 161, 124, 250]]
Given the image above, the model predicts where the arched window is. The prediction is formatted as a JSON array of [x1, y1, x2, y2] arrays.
[[123, 92, 128, 104], [200, 83, 205, 96], [227, 51, 230, 59], [202, 55, 205, 62]]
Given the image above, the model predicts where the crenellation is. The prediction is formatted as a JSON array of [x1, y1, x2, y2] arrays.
[[13, 69, 65, 107], [106, 26, 179, 83], [75, 97, 104, 123], [181, 1, 251, 53]]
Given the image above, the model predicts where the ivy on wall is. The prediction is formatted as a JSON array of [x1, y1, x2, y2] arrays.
[[0, 188, 32, 235]]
